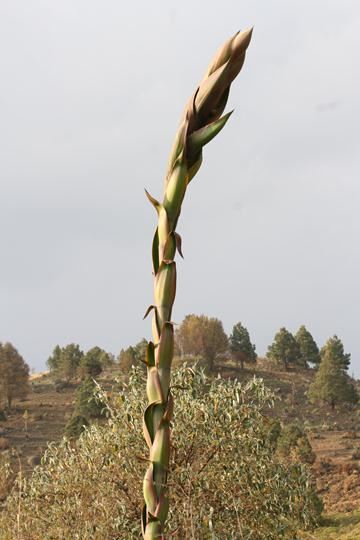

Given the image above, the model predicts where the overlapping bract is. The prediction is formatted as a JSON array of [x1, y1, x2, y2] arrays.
[[142, 28, 252, 539]]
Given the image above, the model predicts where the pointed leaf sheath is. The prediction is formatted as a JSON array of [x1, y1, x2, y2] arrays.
[[141, 29, 252, 538], [187, 111, 233, 158]]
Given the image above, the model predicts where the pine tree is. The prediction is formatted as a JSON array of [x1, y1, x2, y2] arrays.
[[320, 335, 350, 372], [0, 342, 30, 408], [267, 328, 301, 370], [229, 322, 256, 369], [61, 344, 84, 381], [295, 325, 320, 367], [47, 345, 62, 372], [46, 344, 84, 380], [308, 347, 358, 410], [79, 347, 103, 379]]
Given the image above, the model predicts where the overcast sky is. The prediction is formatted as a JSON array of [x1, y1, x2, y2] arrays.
[[0, 1, 359, 375]]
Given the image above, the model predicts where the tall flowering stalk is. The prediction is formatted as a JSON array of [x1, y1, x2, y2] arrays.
[[142, 29, 253, 539]]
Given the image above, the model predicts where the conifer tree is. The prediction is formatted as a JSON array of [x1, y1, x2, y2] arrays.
[[61, 344, 84, 381], [229, 321, 256, 369], [47, 345, 62, 372], [295, 325, 320, 367], [308, 347, 358, 410], [267, 328, 302, 370], [320, 335, 350, 372], [0, 342, 29, 408], [79, 347, 103, 379], [84, 346, 113, 369], [46, 343, 84, 380]]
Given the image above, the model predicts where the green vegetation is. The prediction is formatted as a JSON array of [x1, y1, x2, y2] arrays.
[[267, 327, 303, 370], [79, 348, 104, 379], [48, 344, 113, 381], [75, 376, 105, 419], [295, 325, 320, 367], [64, 377, 105, 439], [0, 368, 321, 539], [118, 339, 147, 374], [118, 345, 137, 371], [267, 418, 282, 447], [229, 321, 257, 369], [308, 346, 358, 410], [64, 414, 89, 440], [277, 423, 316, 465], [321, 335, 351, 372], [303, 510, 360, 539], [46, 344, 62, 372], [0, 342, 30, 408], [47, 343, 84, 381], [2, 335, 359, 538]]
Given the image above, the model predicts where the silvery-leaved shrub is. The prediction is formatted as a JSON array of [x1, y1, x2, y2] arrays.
[[0, 367, 321, 539]]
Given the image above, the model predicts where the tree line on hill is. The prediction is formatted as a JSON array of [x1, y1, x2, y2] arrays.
[[1, 315, 357, 414], [266, 327, 357, 409], [47, 344, 114, 381], [119, 314, 358, 411]]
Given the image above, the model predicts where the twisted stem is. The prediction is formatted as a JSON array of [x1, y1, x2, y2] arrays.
[[141, 29, 253, 539]]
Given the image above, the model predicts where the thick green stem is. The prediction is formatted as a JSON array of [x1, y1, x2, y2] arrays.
[[141, 29, 252, 538]]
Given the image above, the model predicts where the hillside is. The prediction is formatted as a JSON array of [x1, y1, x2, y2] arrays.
[[1, 368, 121, 489], [1, 361, 360, 535]]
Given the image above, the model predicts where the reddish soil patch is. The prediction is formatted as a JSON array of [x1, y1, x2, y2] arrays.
[[311, 431, 360, 512]]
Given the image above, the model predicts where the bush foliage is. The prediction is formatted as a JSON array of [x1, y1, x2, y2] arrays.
[[277, 423, 316, 465], [0, 368, 321, 539], [64, 414, 89, 440], [75, 377, 105, 419]]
